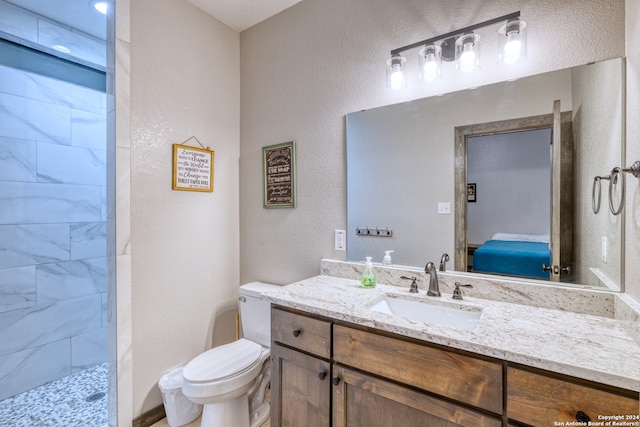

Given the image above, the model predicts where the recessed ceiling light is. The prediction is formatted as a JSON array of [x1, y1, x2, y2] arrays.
[[89, 0, 108, 15], [52, 45, 71, 54]]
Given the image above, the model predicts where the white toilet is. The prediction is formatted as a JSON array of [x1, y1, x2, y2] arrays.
[[182, 282, 279, 427]]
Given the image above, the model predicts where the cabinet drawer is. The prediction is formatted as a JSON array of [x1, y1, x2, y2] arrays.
[[333, 325, 503, 414], [271, 307, 331, 358], [507, 367, 639, 426]]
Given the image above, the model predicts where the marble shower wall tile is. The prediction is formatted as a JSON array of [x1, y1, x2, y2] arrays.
[[0, 266, 36, 313], [0, 65, 104, 114], [0, 224, 70, 268], [71, 327, 107, 372], [0, 339, 71, 401], [0, 37, 108, 400], [72, 109, 107, 150], [0, 294, 102, 357], [0, 93, 70, 146], [36, 258, 107, 303], [36, 143, 106, 185], [0, 182, 102, 224], [71, 222, 107, 260], [0, 137, 37, 182]]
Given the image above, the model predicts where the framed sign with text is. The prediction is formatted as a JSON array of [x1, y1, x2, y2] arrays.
[[262, 141, 296, 208], [172, 139, 214, 192]]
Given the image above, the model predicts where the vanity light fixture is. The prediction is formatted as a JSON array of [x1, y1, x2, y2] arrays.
[[419, 44, 442, 82], [386, 54, 407, 89], [498, 18, 527, 64], [89, 0, 109, 15], [386, 11, 524, 88], [455, 33, 480, 73]]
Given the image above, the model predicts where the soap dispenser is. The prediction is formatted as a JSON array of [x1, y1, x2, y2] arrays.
[[382, 250, 394, 266], [361, 257, 376, 289]]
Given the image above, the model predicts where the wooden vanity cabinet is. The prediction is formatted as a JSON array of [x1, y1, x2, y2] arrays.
[[507, 366, 639, 426], [270, 305, 639, 427]]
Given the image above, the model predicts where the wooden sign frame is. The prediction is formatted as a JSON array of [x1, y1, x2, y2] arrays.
[[172, 140, 214, 192], [262, 141, 296, 208]]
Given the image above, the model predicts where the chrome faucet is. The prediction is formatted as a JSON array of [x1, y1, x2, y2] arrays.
[[424, 262, 441, 297], [439, 253, 449, 272]]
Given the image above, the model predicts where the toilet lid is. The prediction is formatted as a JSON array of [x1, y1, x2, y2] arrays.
[[183, 338, 263, 383]]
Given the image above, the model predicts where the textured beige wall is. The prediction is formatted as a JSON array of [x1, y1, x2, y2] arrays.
[[130, 0, 240, 415], [239, 0, 625, 286]]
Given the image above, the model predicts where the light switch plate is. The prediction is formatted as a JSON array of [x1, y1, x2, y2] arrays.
[[438, 202, 451, 215], [335, 230, 346, 250]]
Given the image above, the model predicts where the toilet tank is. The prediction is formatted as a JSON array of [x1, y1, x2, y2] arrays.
[[238, 282, 280, 347]]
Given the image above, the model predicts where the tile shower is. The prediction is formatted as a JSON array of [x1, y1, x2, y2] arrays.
[[0, 4, 109, 420], [0, 62, 108, 398]]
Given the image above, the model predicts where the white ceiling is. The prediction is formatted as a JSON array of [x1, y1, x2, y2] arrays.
[[186, 0, 302, 32], [5, 0, 302, 39]]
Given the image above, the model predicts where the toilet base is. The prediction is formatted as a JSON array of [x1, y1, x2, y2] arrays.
[[250, 401, 270, 427], [200, 394, 249, 427]]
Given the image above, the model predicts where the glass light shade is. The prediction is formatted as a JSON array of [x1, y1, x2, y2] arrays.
[[498, 19, 527, 64], [386, 54, 407, 90], [455, 33, 481, 74], [418, 44, 442, 82]]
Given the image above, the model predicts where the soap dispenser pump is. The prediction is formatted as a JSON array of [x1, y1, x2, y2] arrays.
[[361, 257, 376, 289], [382, 250, 394, 266]]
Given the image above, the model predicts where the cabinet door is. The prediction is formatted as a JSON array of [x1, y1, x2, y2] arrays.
[[270, 343, 331, 427], [332, 365, 502, 427]]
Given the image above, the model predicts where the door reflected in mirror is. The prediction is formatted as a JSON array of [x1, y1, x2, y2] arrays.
[[346, 57, 625, 291]]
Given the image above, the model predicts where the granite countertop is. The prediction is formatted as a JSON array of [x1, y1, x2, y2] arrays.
[[264, 274, 640, 392]]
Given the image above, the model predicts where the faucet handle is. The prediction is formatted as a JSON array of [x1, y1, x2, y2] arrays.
[[452, 282, 473, 300], [400, 276, 419, 293]]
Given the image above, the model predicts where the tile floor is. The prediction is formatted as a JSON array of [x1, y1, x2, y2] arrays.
[[0, 363, 108, 427]]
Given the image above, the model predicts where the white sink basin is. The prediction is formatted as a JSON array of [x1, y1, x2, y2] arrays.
[[366, 295, 482, 331]]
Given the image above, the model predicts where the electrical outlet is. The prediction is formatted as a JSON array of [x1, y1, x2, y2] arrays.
[[601, 236, 607, 263], [335, 230, 346, 250], [437, 202, 451, 215]]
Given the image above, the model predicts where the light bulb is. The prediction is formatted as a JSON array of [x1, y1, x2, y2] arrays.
[[422, 55, 439, 82], [390, 64, 405, 90], [459, 43, 476, 73], [92, 1, 108, 14], [503, 32, 522, 64]]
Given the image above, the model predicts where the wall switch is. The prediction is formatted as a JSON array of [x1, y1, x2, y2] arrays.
[[437, 202, 451, 215], [335, 230, 346, 250], [601, 236, 607, 263]]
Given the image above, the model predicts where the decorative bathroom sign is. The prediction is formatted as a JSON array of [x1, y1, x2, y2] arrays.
[[172, 136, 214, 192], [262, 141, 296, 208]]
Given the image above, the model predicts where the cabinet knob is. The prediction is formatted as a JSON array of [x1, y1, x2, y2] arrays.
[[576, 411, 591, 422], [332, 377, 341, 385], [292, 329, 301, 337], [318, 372, 327, 380]]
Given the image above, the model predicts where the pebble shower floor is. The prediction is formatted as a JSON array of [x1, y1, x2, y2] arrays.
[[0, 363, 108, 427]]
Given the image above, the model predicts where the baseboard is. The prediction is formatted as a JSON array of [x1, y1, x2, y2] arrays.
[[132, 404, 166, 427]]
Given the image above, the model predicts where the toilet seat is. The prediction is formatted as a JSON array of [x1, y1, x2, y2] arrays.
[[182, 339, 267, 400], [184, 339, 262, 383]]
